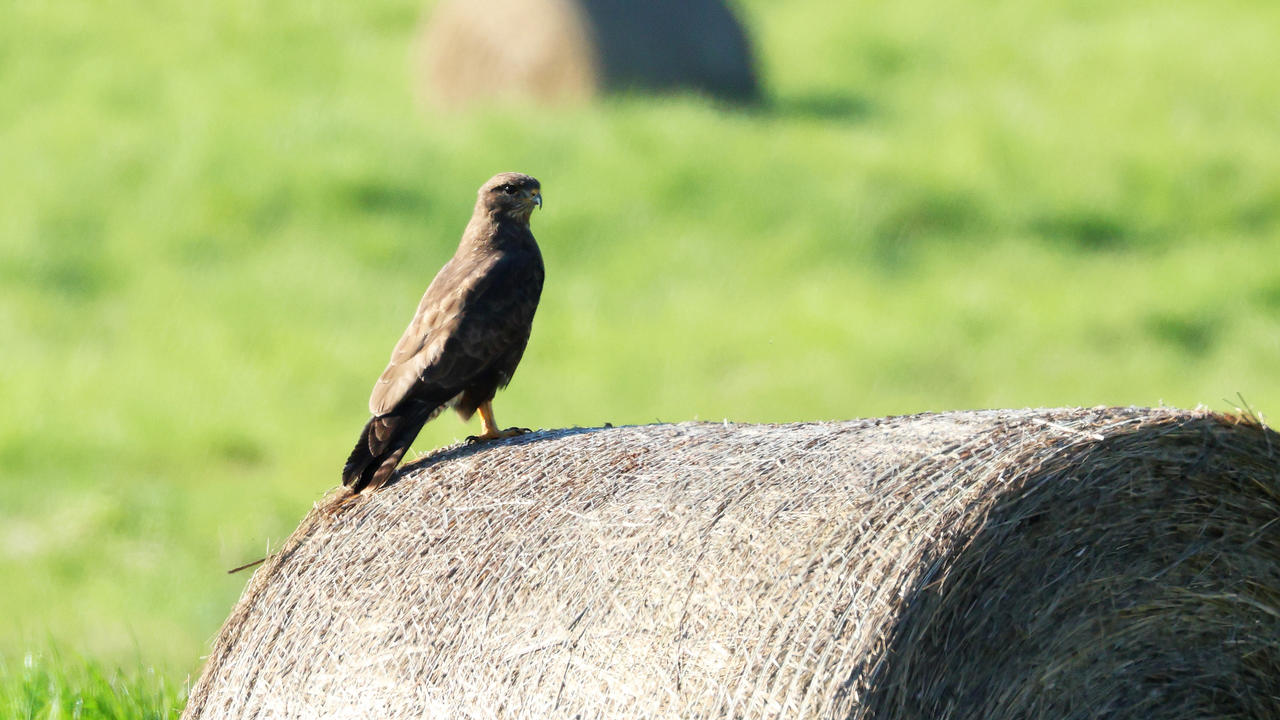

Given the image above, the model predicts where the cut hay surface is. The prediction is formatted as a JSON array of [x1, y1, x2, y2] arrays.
[[184, 408, 1280, 719]]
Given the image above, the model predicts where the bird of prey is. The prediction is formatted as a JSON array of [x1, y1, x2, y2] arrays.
[[342, 172, 545, 493]]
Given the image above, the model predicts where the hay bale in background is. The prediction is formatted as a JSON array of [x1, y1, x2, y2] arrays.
[[416, 0, 760, 107], [183, 408, 1280, 719]]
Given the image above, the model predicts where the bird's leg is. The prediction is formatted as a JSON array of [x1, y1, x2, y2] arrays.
[[466, 401, 531, 444], [476, 401, 502, 438]]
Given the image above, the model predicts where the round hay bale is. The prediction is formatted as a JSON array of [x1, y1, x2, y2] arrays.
[[184, 408, 1280, 719], [415, 0, 760, 107]]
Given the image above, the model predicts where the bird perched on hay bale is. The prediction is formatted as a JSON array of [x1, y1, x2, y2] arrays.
[[416, 0, 760, 107], [189, 407, 1280, 719], [342, 172, 544, 493]]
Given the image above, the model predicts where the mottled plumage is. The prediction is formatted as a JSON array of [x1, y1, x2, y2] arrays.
[[342, 172, 544, 492]]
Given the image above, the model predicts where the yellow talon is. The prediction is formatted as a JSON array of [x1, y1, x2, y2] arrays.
[[466, 402, 531, 443]]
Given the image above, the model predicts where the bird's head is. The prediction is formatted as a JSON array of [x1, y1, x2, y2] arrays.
[[479, 172, 542, 223]]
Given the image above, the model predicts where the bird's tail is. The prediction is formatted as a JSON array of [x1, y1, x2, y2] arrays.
[[342, 404, 437, 493]]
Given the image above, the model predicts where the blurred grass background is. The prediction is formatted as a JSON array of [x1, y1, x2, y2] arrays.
[[1, 650, 184, 719], [2, 0, 1279, 700]]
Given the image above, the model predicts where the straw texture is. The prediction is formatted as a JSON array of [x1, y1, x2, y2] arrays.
[[184, 407, 1280, 719]]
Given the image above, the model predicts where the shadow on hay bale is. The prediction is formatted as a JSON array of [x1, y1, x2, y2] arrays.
[[183, 408, 1280, 719], [415, 0, 760, 107]]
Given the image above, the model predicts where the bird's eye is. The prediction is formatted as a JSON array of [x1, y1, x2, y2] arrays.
[[501, 185, 517, 195]]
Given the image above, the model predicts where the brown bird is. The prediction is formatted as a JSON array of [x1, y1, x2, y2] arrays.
[[342, 172, 545, 492]]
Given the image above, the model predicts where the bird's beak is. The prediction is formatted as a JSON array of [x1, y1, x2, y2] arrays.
[[531, 191, 542, 209]]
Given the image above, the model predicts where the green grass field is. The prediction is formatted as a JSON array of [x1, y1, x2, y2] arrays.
[[3, 0, 1279, 710], [0, 650, 183, 720]]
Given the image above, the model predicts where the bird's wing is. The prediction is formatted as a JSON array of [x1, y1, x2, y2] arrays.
[[368, 251, 539, 416], [447, 249, 544, 383]]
